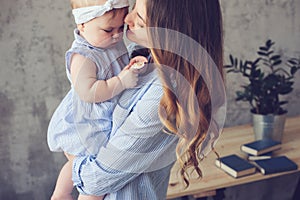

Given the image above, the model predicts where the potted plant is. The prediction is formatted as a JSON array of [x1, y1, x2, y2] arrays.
[[225, 39, 300, 141]]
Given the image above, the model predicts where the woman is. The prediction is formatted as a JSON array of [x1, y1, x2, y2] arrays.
[[69, 0, 226, 199]]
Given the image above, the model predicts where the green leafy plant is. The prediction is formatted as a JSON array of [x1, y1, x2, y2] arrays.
[[225, 39, 300, 115]]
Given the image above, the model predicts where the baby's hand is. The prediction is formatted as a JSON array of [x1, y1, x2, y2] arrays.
[[118, 66, 138, 89], [129, 56, 148, 74]]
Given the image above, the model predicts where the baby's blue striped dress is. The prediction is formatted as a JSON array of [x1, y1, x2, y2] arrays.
[[47, 29, 129, 156]]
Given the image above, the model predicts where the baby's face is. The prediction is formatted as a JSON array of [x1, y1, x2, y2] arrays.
[[80, 8, 128, 48]]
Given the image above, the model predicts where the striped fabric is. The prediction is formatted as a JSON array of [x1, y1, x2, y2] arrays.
[[47, 29, 129, 156], [72, 68, 179, 199]]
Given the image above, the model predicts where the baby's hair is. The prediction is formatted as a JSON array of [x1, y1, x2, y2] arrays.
[[70, 0, 107, 9]]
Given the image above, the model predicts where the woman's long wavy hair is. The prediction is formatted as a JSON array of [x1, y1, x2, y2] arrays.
[[145, 0, 224, 187]]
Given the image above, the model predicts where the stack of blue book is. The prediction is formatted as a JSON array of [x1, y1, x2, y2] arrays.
[[215, 139, 298, 178]]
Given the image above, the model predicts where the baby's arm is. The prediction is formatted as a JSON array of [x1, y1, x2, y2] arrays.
[[70, 53, 137, 103]]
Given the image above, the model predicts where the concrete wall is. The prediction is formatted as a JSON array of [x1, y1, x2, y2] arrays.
[[0, 1, 72, 199], [222, 0, 300, 126], [0, 0, 299, 199]]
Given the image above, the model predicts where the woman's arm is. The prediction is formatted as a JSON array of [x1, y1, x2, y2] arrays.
[[70, 53, 137, 103], [71, 77, 178, 195]]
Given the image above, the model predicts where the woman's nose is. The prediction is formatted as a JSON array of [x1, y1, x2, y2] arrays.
[[124, 12, 134, 27]]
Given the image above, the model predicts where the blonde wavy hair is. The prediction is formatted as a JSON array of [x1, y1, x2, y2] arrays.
[[145, 0, 224, 187]]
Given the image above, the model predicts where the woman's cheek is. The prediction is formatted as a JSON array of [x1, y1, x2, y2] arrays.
[[127, 29, 149, 47], [126, 29, 139, 43]]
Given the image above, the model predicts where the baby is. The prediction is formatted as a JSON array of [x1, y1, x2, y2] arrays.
[[47, 0, 147, 199]]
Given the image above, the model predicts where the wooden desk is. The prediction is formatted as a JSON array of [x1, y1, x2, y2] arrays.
[[167, 116, 300, 199]]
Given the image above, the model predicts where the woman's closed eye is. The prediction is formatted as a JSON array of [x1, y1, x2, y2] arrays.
[[136, 11, 146, 28], [137, 23, 144, 28]]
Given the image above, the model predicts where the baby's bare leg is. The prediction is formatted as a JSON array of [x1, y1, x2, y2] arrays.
[[78, 194, 104, 200], [51, 161, 74, 200]]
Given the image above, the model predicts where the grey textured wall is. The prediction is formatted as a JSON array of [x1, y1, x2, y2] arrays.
[[0, 0, 299, 199], [222, 0, 300, 126], [0, 1, 72, 199]]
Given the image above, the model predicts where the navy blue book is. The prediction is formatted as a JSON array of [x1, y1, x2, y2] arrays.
[[254, 156, 298, 175], [241, 139, 281, 156], [215, 154, 256, 178]]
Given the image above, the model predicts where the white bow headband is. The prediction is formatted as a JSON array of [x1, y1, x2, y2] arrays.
[[72, 0, 129, 24]]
